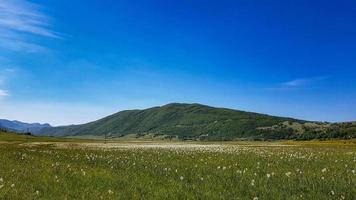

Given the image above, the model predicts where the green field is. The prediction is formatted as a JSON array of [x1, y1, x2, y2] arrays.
[[0, 132, 355, 199]]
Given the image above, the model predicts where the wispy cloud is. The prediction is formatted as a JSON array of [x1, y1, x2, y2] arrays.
[[0, 0, 60, 52], [0, 89, 9, 97], [281, 76, 328, 87], [0, 68, 16, 99], [0, 36, 48, 52], [267, 76, 329, 91]]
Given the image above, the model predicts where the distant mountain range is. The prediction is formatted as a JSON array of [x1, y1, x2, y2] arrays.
[[0, 119, 51, 133], [36, 103, 356, 140]]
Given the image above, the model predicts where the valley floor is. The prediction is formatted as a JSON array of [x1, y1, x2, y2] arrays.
[[0, 134, 355, 199]]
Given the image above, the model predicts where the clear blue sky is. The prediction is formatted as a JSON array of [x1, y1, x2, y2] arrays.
[[0, 0, 355, 125]]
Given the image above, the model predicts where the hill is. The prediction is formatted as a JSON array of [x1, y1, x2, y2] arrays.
[[0, 119, 51, 133], [36, 103, 356, 140]]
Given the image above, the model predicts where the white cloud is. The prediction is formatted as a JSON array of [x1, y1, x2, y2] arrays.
[[0, 67, 17, 99], [0, 89, 9, 97], [281, 76, 328, 87], [267, 76, 329, 91], [0, 0, 60, 52], [0, 37, 48, 52], [282, 78, 310, 87]]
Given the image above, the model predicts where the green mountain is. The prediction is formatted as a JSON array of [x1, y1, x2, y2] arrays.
[[36, 103, 356, 140]]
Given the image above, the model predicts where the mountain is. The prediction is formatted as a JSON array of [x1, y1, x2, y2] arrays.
[[0, 119, 51, 133], [35, 103, 356, 140]]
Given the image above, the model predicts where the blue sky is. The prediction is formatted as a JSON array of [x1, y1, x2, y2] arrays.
[[0, 0, 355, 125]]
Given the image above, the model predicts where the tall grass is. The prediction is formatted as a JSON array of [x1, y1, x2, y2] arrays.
[[0, 142, 355, 199]]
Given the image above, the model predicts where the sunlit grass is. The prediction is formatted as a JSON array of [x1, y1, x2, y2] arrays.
[[0, 137, 355, 200]]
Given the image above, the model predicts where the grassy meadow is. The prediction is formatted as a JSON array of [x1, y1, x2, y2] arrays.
[[0, 132, 355, 199]]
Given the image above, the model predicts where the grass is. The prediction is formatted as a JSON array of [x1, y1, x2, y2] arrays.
[[0, 131, 99, 143], [0, 132, 355, 199]]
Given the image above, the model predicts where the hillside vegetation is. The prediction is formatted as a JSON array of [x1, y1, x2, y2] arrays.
[[36, 103, 356, 140]]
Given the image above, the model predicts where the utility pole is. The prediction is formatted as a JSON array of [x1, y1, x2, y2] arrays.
[[104, 131, 107, 144]]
